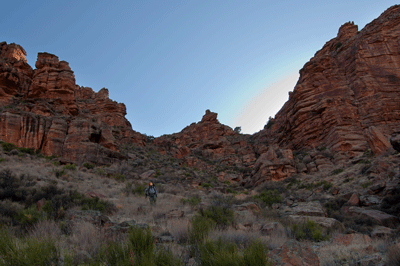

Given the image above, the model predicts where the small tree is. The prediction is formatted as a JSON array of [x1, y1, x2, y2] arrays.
[[234, 127, 241, 134]]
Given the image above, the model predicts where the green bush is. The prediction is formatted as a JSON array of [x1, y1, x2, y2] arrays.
[[52, 169, 66, 177], [201, 183, 213, 188], [112, 173, 126, 182], [197, 238, 271, 266], [189, 215, 215, 245], [181, 196, 201, 206], [292, 219, 329, 242], [154, 248, 182, 266], [322, 181, 333, 191], [96, 241, 130, 266], [254, 189, 282, 207], [201, 204, 234, 229], [83, 162, 95, 169], [62, 163, 76, 170], [45, 154, 58, 160], [199, 238, 242, 266], [265, 116, 275, 129], [127, 227, 154, 266], [18, 147, 36, 155], [0, 226, 60, 266], [1, 142, 18, 152], [14, 205, 43, 226], [331, 168, 344, 175], [361, 180, 373, 188], [94, 227, 182, 266], [81, 196, 115, 213], [243, 240, 271, 266]]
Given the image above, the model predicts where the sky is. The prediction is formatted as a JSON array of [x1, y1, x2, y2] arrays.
[[2, 1, 399, 137]]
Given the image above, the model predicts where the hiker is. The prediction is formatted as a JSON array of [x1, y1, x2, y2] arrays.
[[145, 182, 157, 205]]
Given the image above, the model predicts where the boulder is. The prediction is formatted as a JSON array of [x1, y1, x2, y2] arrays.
[[280, 201, 326, 217], [332, 233, 372, 246], [288, 215, 344, 232], [269, 240, 319, 266], [370, 225, 394, 238]]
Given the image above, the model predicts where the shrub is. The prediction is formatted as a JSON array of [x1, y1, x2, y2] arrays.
[[127, 227, 154, 265], [97, 168, 107, 176], [189, 215, 215, 245], [154, 248, 182, 266], [200, 205, 234, 229], [0, 226, 60, 265], [62, 163, 76, 170], [335, 42, 342, 50], [322, 181, 333, 191], [18, 147, 36, 155], [52, 169, 66, 177], [331, 168, 344, 175], [198, 238, 242, 266], [243, 240, 271, 266], [201, 183, 213, 188], [181, 196, 201, 206], [83, 162, 95, 169], [14, 205, 43, 226], [1, 142, 18, 152], [81, 196, 115, 213], [197, 238, 271, 266], [234, 127, 241, 134], [292, 219, 329, 242], [94, 226, 182, 266], [361, 180, 373, 188], [45, 154, 58, 160], [154, 169, 162, 177], [254, 189, 282, 207], [265, 116, 275, 129], [112, 173, 126, 182]]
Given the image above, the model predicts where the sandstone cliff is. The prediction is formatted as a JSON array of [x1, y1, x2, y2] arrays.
[[262, 5, 400, 162], [2, 5, 400, 186], [0, 42, 145, 164]]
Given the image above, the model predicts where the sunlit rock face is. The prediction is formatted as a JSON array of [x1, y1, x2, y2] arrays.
[[0, 42, 145, 164], [263, 5, 400, 162]]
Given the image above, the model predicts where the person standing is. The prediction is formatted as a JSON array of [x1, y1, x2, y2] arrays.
[[144, 182, 157, 205]]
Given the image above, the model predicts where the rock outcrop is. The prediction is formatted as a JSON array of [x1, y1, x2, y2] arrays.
[[0, 42, 145, 164], [263, 5, 400, 162]]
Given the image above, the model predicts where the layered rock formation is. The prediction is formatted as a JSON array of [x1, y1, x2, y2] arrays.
[[154, 110, 296, 186], [0, 42, 145, 164], [263, 5, 400, 161], [2, 5, 400, 186]]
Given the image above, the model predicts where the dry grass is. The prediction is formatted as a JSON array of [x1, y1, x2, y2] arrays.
[[68, 221, 105, 257], [207, 227, 286, 250], [165, 218, 190, 244], [29, 219, 61, 241], [386, 242, 400, 265], [315, 237, 390, 266]]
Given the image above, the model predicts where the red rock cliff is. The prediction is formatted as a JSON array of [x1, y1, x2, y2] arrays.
[[264, 5, 400, 162], [0, 42, 145, 164]]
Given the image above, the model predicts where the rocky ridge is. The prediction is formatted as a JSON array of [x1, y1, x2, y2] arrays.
[[1, 6, 400, 188], [262, 5, 400, 163], [0, 42, 145, 164]]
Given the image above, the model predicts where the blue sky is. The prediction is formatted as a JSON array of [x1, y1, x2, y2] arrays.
[[3, 1, 398, 136]]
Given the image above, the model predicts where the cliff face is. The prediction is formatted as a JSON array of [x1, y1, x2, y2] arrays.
[[0, 42, 145, 164], [264, 5, 400, 161], [1, 5, 400, 186]]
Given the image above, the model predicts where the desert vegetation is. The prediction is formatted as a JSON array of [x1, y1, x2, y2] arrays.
[[0, 141, 399, 266]]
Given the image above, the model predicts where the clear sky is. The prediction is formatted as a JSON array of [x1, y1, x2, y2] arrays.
[[2, 1, 398, 136]]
